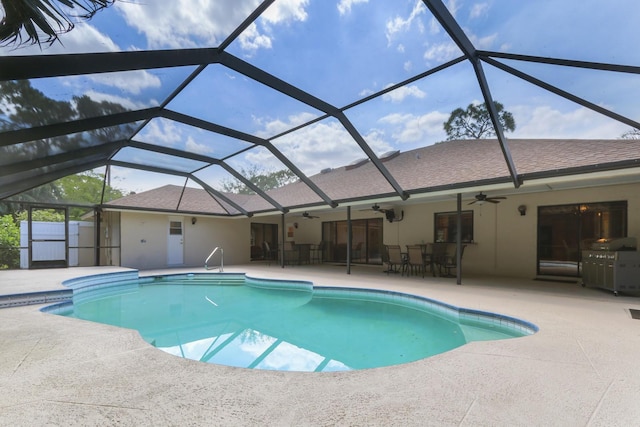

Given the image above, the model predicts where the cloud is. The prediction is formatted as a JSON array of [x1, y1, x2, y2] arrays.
[[86, 70, 162, 95], [255, 111, 318, 137], [382, 85, 426, 103], [471, 33, 497, 49], [469, 2, 490, 19], [261, 0, 309, 24], [115, 0, 261, 49], [185, 136, 214, 155], [379, 111, 449, 144], [385, 2, 426, 45], [511, 105, 629, 139], [81, 90, 151, 110], [337, 0, 369, 16], [114, 0, 309, 54], [422, 31, 494, 64], [423, 40, 461, 63], [448, 0, 462, 16], [247, 118, 393, 175], [238, 23, 273, 52], [136, 119, 182, 147]]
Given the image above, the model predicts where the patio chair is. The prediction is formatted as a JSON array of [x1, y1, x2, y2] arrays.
[[431, 242, 449, 277], [262, 241, 277, 265], [441, 244, 467, 277], [384, 245, 406, 275], [351, 241, 363, 262], [310, 241, 325, 264], [406, 245, 427, 277], [422, 243, 434, 275]]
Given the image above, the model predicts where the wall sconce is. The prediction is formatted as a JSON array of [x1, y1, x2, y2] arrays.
[[191, 217, 197, 225], [294, 222, 299, 229], [517, 205, 527, 216]]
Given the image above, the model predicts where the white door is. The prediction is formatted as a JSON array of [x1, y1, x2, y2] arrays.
[[168, 217, 184, 265]]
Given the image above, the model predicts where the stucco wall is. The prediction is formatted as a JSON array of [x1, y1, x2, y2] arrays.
[[120, 212, 251, 270], [388, 182, 640, 279], [117, 181, 639, 278]]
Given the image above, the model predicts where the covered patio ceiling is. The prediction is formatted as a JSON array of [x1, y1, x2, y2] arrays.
[[1, 0, 640, 216]]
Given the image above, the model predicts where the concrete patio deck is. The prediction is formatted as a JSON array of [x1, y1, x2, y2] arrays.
[[1, 264, 639, 426]]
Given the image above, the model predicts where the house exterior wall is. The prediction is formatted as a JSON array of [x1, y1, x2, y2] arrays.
[[117, 181, 639, 278], [381, 182, 640, 279], [120, 212, 251, 270]]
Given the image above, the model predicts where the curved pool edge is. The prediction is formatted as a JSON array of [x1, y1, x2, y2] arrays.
[[41, 270, 538, 340]]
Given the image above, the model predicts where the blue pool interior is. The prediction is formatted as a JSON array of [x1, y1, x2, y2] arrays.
[[42, 272, 538, 372]]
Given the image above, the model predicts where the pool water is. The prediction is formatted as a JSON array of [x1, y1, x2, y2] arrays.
[[49, 274, 537, 372]]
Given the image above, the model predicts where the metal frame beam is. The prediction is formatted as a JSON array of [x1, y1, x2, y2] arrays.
[[422, 0, 520, 188], [477, 51, 640, 75], [483, 57, 640, 130], [0, 159, 107, 199], [218, 52, 408, 200], [0, 108, 159, 147], [0, 140, 124, 178], [160, 109, 337, 208], [127, 140, 287, 212], [109, 160, 250, 216], [0, 48, 221, 81]]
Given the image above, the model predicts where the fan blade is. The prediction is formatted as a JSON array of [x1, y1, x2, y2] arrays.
[[486, 199, 500, 204]]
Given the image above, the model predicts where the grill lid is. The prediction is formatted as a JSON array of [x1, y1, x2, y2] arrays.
[[591, 237, 637, 251]]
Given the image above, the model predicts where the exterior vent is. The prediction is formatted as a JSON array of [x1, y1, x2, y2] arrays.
[[345, 157, 369, 170], [320, 167, 333, 174], [380, 150, 400, 162]]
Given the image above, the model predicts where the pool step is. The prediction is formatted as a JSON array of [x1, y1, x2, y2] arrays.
[[149, 273, 246, 286]]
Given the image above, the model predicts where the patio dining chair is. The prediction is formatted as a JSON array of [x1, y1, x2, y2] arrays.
[[422, 243, 434, 275], [262, 241, 277, 266], [310, 241, 324, 264], [384, 245, 406, 275], [406, 245, 427, 277], [441, 244, 467, 277], [431, 242, 449, 277]]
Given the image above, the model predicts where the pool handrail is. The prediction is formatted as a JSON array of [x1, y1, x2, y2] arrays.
[[205, 247, 224, 272]]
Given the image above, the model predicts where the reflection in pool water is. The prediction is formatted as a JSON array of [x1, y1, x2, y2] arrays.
[[45, 274, 537, 372]]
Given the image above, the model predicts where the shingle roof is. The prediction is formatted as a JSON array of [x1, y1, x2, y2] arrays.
[[106, 139, 640, 215]]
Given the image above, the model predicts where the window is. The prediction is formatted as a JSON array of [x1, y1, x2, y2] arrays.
[[169, 221, 182, 235], [434, 211, 474, 243]]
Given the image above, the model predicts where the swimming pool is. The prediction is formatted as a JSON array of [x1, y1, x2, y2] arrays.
[[43, 272, 538, 372]]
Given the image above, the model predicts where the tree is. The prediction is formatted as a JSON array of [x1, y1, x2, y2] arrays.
[[0, 0, 114, 48], [0, 214, 20, 269], [221, 165, 298, 194], [0, 80, 132, 213], [621, 128, 640, 140], [55, 171, 125, 219], [443, 101, 515, 140]]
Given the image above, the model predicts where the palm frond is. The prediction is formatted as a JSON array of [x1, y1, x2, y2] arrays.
[[0, 0, 114, 48]]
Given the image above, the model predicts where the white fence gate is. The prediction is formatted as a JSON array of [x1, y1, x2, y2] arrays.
[[20, 221, 93, 269]]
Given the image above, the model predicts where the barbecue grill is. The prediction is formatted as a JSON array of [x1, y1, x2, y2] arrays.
[[581, 237, 640, 295]]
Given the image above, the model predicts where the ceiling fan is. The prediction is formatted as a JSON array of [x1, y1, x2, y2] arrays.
[[361, 204, 404, 222], [361, 203, 390, 213], [469, 192, 507, 205], [301, 211, 319, 219]]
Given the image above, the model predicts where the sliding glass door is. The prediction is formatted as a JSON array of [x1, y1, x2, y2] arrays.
[[322, 218, 383, 264], [537, 201, 627, 277]]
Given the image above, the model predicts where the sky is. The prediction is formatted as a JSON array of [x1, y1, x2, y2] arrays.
[[2, 0, 640, 194]]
